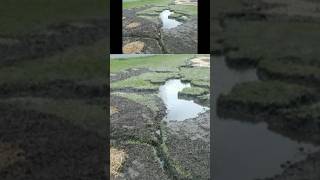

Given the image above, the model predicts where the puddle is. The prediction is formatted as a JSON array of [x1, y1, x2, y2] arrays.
[[159, 79, 209, 121], [160, 10, 182, 29], [213, 56, 319, 180]]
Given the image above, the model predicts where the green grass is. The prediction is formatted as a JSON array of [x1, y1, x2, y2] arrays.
[[221, 81, 315, 107], [282, 103, 320, 124], [258, 57, 320, 83], [1, 97, 106, 136], [0, 0, 106, 35], [0, 40, 107, 84], [111, 72, 179, 90], [223, 20, 320, 63], [110, 54, 194, 73], [169, 4, 197, 16], [180, 67, 210, 88], [179, 87, 208, 96], [123, 0, 172, 9]]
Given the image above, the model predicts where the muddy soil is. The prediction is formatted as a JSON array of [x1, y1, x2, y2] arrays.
[[0, 104, 106, 180], [123, 6, 197, 53], [110, 95, 164, 145], [166, 111, 210, 179], [161, 17, 198, 53], [110, 94, 168, 180], [110, 68, 150, 82]]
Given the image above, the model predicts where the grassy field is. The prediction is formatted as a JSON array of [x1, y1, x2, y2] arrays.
[[110, 54, 194, 73], [123, 0, 172, 9], [0, 0, 106, 35]]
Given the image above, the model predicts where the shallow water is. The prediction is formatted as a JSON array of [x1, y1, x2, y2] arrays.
[[160, 10, 182, 29], [159, 79, 208, 121], [213, 56, 319, 180]]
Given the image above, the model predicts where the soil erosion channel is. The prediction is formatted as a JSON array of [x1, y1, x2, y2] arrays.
[[213, 56, 319, 180]]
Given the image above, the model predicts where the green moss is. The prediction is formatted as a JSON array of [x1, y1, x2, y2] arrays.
[[172, 160, 192, 179]]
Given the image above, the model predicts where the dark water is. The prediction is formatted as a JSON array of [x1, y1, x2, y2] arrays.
[[159, 79, 209, 121], [213, 56, 318, 180], [160, 10, 182, 29]]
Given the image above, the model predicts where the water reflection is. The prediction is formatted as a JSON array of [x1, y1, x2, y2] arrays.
[[159, 79, 208, 121]]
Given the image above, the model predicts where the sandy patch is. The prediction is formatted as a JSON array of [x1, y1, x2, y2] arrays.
[[110, 106, 119, 115], [111, 147, 127, 177], [190, 56, 210, 67], [123, 41, 145, 54], [175, 0, 197, 6], [126, 22, 141, 29]]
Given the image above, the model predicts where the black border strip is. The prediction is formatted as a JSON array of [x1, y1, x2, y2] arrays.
[[198, 0, 210, 53], [110, 0, 123, 54]]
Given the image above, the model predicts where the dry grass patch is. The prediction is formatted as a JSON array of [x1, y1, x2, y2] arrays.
[[110, 106, 119, 115], [123, 41, 145, 54], [126, 22, 141, 29], [190, 56, 210, 67], [175, 0, 197, 6], [110, 147, 127, 177]]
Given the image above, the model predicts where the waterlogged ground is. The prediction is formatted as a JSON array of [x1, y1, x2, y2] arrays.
[[110, 55, 210, 179], [0, 1, 107, 179], [213, 57, 319, 180], [122, 0, 198, 53], [212, 0, 320, 179]]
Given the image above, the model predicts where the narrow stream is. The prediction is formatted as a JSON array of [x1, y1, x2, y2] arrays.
[[160, 10, 182, 29], [213, 56, 319, 180], [159, 79, 209, 121]]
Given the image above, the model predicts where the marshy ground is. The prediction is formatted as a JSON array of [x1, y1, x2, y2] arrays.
[[122, 0, 198, 54], [212, 0, 320, 179], [110, 55, 210, 179], [0, 0, 107, 179]]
